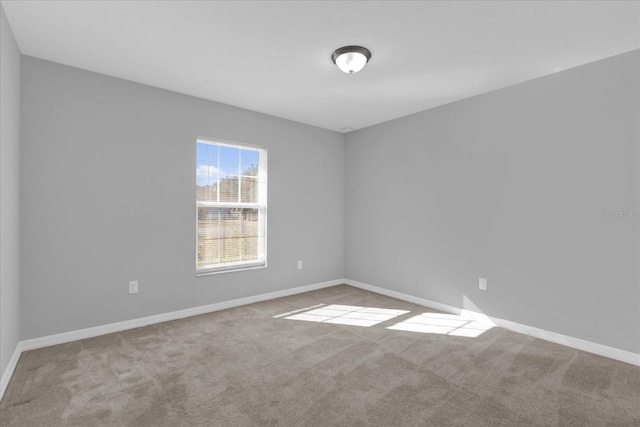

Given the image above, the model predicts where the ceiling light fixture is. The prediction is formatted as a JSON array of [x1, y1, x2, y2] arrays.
[[331, 46, 372, 74]]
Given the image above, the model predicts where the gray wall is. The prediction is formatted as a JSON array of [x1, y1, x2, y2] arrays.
[[13, 46, 640, 355], [345, 50, 640, 353], [0, 5, 21, 376], [20, 57, 345, 340]]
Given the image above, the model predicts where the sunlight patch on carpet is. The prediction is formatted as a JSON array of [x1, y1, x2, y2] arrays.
[[387, 312, 493, 337], [276, 304, 409, 327]]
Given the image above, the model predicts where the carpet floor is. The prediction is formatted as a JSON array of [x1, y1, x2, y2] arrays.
[[1, 285, 638, 426]]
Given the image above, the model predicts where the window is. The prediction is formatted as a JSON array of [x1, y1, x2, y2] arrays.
[[196, 137, 267, 275]]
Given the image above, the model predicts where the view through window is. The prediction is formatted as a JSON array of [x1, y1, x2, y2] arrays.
[[196, 138, 266, 274]]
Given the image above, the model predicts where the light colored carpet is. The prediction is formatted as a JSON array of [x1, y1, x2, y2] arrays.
[[1, 285, 638, 426]]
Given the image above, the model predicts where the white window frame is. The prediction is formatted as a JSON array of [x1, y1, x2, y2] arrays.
[[195, 137, 267, 276]]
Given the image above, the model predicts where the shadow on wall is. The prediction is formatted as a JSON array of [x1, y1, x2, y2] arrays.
[[273, 297, 495, 338]]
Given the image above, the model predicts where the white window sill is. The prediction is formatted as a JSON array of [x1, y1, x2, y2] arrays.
[[195, 263, 266, 277]]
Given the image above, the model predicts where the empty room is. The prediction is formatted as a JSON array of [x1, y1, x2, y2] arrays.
[[1, 1, 639, 425]]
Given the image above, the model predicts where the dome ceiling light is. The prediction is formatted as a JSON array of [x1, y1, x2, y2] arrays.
[[331, 46, 372, 74]]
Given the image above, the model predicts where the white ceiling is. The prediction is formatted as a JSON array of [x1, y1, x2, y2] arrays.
[[3, 1, 639, 132]]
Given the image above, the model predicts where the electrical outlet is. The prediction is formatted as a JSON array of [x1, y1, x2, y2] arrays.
[[129, 280, 138, 294], [479, 278, 487, 291], [298, 260, 303, 270]]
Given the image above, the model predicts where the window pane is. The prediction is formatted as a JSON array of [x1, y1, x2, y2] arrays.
[[240, 177, 258, 203], [240, 208, 260, 260], [197, 207, 261, 267], [219, 146, 240, 176], [196, 142, 218, 202], [219, 176, 239, 202], [197, 207, 221, 266], [241, 149, 260, 177]]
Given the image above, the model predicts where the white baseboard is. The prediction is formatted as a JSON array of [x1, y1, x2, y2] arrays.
[[20, 278, 344, 352], [0, 342, 23, 402], [346, 279, 466, 316], [344, 279, 640, 367], [0, 278, 343, 401], [3, 276, 638, 403]]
